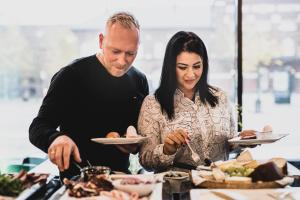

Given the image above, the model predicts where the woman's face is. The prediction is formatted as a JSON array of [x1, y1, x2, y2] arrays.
[[176, 52, 203, 96]]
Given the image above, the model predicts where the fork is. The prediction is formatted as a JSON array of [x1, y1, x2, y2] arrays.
[[185, 139, 200, 162]]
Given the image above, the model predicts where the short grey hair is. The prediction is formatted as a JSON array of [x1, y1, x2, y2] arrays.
[[107, 12, 140, 30]]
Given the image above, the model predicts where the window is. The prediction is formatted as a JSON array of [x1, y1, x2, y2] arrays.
[[0, 0, 241, 171], [242, 0, 300, 161]]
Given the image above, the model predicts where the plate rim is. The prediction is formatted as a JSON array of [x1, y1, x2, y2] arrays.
[[91, 136, 149, 144], [228, 133, 288, 145]]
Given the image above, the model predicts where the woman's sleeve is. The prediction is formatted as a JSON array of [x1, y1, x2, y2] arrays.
[[138, 96, 175, 171], [222, 91, 239, 150]]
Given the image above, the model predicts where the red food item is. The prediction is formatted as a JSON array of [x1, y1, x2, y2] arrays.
[[241, 135, 257, 140]]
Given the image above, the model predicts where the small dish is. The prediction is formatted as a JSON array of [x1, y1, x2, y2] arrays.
[[164, 171, 189, 180]]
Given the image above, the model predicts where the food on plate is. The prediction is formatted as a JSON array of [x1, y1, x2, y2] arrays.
[[262, 125, 273, 133], [196, 150, 290, 185], [64, 175, 113, 198], [112, 177, 157, 197], [224, 166, 254, 177], [243, 160, 260, 169], [197, 170, 214, 180], [239, 130, 257, 140], [81, 166, 111, 181], [119, 177, 155, 185], [215, 159, 242, 171], [126, 126, 138, 138], [164, 171, 189, 179], [250, 162, 284, 182], [0, 173, 23, 197], [0, 170, 48, 197], [236, 149, 253, 162], [270, 157, 287, 175], [212, 168, 226, 181], [106, 132, 120, 138]]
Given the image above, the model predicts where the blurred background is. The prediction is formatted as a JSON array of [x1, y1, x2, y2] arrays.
[[0, 0, 300, 172]]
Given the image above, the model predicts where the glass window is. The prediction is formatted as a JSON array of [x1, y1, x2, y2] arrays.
[[243, 0, 300, 161], [0, 0, 236, 172]]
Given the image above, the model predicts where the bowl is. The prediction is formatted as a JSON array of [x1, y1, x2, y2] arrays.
[[80, 166, 111, 181]]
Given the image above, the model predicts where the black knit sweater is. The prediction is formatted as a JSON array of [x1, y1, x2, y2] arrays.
[[29, 54, 149, 178]]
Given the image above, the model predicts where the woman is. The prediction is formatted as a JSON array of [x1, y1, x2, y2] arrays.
[[138, 31, 253, 172]]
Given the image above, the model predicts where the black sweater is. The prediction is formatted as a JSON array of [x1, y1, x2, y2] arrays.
[[29, 55, 149, 178]]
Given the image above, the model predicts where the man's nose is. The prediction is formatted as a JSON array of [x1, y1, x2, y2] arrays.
[[117, 53, 127, 66]]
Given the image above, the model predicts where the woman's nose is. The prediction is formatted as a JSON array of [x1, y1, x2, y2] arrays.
[[186, 68, 196, 78]]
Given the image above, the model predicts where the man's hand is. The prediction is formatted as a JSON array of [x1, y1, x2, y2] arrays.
[[48, 135, 81, 171], [163, 129, 189, 155], [106, 132, 139, 154]]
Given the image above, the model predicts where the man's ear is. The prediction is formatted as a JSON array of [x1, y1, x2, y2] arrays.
[[99, 33, 104, 49]]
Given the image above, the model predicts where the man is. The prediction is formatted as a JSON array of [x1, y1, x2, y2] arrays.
[[29, 12, 149, 179]]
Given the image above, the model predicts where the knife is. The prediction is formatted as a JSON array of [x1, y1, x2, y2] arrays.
[[211, 191, 247, 200], [211, 191, 235, 200]]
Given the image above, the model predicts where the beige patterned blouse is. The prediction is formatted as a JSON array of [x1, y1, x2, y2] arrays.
[[138, 88, 237, 172]]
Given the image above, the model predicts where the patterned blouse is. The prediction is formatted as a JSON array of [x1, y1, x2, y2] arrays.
[[138, 88, 237, 172]]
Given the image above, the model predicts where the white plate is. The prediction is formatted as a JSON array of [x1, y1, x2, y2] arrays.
[[228, 134, 288, 145], [91, 137, 149, 145], [112, 179, 155, 197]]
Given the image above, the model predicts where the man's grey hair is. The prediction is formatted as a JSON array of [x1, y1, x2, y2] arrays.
[[107, 12, 140, 30]]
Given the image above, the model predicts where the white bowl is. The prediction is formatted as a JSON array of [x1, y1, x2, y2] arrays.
[[112, 179, 155, 197]]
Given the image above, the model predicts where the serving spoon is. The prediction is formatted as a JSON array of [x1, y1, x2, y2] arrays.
[[185, 139, 200, 163]]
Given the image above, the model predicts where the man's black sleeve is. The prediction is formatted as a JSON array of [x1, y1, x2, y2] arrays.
[[29, 67, 76, 153]]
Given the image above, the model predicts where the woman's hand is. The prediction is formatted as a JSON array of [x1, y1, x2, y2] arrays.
[[163, 129, 189, 155]]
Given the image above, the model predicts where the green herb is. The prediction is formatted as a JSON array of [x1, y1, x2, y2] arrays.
[[0, 174, 24, 196]]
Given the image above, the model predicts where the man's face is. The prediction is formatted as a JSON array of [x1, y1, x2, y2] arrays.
[[99, 23, 139, 77]]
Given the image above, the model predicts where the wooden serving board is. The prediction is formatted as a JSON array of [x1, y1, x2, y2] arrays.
[[191, 170, 293, 189], [198, 180, 282, 189]]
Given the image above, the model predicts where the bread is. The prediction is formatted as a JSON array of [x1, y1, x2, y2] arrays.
[[270, 157, 288, 175], [250, 162, 284, 182], [126, 125, 138, 138], [215, 159, 241, 171], [242, 160, 260, 169], [237, 150, 253, 162], [262, 125, 273, 133], [198, 170, 214, 180], [212, 167, 226, 181]]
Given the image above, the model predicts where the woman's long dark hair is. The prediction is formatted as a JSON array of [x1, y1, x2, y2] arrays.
[[155, 31, 219, 120]]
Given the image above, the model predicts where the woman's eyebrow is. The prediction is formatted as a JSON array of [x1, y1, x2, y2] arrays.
[[193, 61, 202, 65], [177, 63, 188, 66]]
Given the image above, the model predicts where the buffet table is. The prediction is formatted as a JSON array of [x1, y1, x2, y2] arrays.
[[28, 159, 300, 200]]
